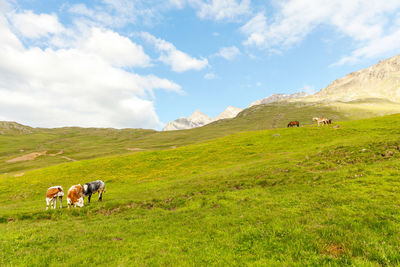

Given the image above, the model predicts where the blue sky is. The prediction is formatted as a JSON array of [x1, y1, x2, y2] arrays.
[[1, 0, 400, 129]]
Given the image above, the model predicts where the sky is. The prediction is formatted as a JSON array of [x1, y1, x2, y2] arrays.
[[1, 0, 400, 130]]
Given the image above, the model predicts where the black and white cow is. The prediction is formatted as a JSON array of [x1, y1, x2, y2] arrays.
[[83, 180, 106, 203]]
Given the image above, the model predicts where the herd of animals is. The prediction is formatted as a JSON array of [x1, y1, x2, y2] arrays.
[[45, 117, 333, 210], [287, 117, 333, 127], [45, 180, 105, 209]]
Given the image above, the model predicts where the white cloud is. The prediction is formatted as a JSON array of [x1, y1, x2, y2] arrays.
[[9, 10, 64, 38], [141, 32, 208, 72], [216, 46, 241, 60], [169, 0, 251, 21], [241, 0, 400, 64], [204, 72, 217, 80], [81, 28, 151, 67], [0, 10, 181, 129], [195, 0, 251, 21]]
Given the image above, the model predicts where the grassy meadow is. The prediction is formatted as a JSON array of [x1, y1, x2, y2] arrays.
[[2, 99, 400, 175], [1, 114, 400, 265]]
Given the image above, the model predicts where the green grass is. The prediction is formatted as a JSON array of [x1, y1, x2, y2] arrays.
[[1, 114, 400, 265], [2, 99, 397, 174]]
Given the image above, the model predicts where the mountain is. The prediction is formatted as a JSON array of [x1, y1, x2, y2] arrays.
[[163, 110, 212, 131], [163, 106, 243, 131], [248, 92, 309, 107], [311, 54, 400, 102], [213, 106, 243, 121]]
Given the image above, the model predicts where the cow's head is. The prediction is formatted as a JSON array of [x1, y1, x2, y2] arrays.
[[83, 184, 88, 195], [76, 197, 84, 207]]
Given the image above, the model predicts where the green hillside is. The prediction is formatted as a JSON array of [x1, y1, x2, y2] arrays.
[[3, 99, 399, 174], [1, 115, 400, 265]]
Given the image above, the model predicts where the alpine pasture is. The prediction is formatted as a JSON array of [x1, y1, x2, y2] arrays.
[[1, 115, 400, 265]]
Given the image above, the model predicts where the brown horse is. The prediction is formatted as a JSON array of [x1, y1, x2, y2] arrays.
[[287, 121, 299, 127]]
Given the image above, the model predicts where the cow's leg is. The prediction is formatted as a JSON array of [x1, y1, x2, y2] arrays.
[[98, 189, 103, 201], [59, 196, 62, 208], [53, 197, 57, 209], [46, 198, 50, 210], [88, 194, 92, 203]]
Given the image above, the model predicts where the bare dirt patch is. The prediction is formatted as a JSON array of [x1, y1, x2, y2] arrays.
[[61, 156, 76, 162], [126, 148, 146, 152], [48, 150, 64, 156], [6, 151, 47, 163], [14, 173, 25, 177]]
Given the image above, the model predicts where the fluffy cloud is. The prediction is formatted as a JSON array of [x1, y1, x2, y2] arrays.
[[241, 0, 400, 64], [9, 10, 64, 38], [0, 10, 181, 129], [216, 46, 241, 60], [141, 32, 208, 72], [81, 28, 151, 67]]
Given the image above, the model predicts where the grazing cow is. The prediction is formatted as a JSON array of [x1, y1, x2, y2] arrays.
[[67, 184, 84, 208], [83, 180, 106, 203], [313, 117, 329, 126], [46, 186, 64, 210], [287, 121, 300, 127]]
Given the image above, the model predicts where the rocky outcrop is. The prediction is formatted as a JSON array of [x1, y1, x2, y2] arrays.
[[0, 121, 33, 135]]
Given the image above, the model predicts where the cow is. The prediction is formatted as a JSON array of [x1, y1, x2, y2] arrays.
[[287, 121, 300, 127], [46, 186, 64, 210], [83, 180, 106, 203], [67, 184, 84, 208]]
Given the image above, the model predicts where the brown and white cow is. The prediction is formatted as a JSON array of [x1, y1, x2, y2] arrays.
[[46, 186, 64, 210], [67, 184, 84, 208]]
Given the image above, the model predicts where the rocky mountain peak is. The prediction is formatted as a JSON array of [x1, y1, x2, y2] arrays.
[[313, 54, 400, 102]]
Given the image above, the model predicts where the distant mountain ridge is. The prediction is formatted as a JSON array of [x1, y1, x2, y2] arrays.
[[163, 106, 243, 131], [248, 92, 310, 107]]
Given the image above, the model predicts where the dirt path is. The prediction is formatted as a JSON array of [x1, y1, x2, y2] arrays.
[[6, 151, 47, 163], [6, 149, 77, 163]]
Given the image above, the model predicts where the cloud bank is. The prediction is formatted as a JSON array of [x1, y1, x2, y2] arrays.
[[0, 8, 181, 129]]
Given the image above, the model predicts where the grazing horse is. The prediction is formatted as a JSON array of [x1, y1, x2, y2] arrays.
[[313, 117, 329, 126], [287, 121, 299, 127]]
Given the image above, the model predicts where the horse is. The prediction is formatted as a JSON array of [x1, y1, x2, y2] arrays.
[[287, 121, 299, 127], [313, 117, 329, 126]]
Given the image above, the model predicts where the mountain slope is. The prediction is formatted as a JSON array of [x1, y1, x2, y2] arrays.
[[3, 99, 400, 174], [311, 54, 400, 102], [2, 115, 400, 265]]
